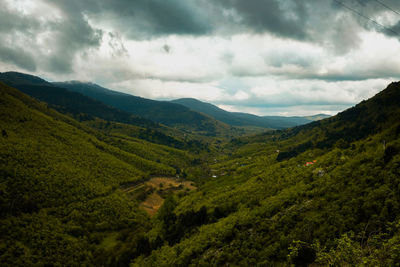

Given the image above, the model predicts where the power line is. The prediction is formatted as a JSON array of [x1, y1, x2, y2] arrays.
[[372, 0, 400, 16], [332, 0, 400, 36]]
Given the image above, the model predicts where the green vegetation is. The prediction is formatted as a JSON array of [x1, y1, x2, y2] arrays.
[[1, 78, 400, 266], [0, 82, 200, 265], [131, 82, 400, 266], [52, 81, 235, 136]]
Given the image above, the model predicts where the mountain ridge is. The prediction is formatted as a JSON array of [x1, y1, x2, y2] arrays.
[[171, 97, 325, 129], [53, 80, 233, 136]]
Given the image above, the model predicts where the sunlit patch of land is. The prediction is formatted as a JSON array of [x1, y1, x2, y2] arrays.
[[123, 177, 197, 216]]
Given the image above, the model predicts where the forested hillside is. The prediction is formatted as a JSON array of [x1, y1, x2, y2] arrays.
[[1, 80, 400, 266], [53, 81, 233, 136], [0, 72, 232, 150], [130, 82, 400, 266], [0, 82, 206, 265]]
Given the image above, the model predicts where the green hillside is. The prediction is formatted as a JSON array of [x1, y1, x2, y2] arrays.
[[0, 72, 196, 148], [171, 97, 312, 129], [53, 81, 234, 136], [131, 82, 400, 266], [1, 80, 400, 266], [0, 82, 203, 266]]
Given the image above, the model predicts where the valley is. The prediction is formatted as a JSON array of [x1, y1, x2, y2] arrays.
[[2, 0, 400, 265], [0, 75, 399, 266]]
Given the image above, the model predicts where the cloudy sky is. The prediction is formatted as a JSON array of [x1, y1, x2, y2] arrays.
[[1, 0, 400, 116]]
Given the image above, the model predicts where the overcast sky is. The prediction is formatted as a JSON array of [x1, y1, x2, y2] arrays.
[[1, 0, 400, 116]]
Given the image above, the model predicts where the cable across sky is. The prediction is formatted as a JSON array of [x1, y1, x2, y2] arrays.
[[372, 0, 400, 16], [333, 0, 400, 36]]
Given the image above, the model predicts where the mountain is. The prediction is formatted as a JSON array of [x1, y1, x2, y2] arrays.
[[0, 71, 49, 86], [53, 81, 232, 136], [171, 98, 312, 129], [303, 113, 331, 121], [0, 72, 158, 127], [0, 72, 201, 149], [274, 81, 400, 161]]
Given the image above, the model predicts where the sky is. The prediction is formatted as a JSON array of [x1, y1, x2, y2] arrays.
[[1, 0, 400, 116]]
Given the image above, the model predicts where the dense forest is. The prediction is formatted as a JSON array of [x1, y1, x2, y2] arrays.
[[1, 78, 400, 266]]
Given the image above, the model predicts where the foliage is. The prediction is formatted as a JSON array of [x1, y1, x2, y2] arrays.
[[1, 80, 400, 266]]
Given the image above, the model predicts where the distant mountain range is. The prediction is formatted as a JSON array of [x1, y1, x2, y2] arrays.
[[53, 80, 231, 136], [171, 98, 328, 129], [0, 72, 329, 134], [56, 81, 329, 130]]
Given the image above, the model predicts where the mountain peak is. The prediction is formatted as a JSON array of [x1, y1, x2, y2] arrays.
[[0, 71, 50, 86]]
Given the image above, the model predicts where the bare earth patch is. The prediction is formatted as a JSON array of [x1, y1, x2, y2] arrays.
[[123, 177, 196, 217], [140, 192, 164, 217]]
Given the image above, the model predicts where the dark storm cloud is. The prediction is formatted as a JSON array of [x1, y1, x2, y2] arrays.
[[0, 2, 40, 71], [0, 6, 39, 33], [0, 0, 102, 73], [214, 0, 309, 39], [42, 0, 103, 73], [0, 45, 36, 71], [45, 0, 400, 41], [385, 21, 400, 38], [332, 0, 400, 39], [212, 0, 400, 47], [1, 0, 400, 80], [48, 0, 212, 38]]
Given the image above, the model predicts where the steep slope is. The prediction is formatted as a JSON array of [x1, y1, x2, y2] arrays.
[[274, 81, 400, 161], [53, 81, 232, 135], [171, 97, 312, 129], [0, 82, 197, 266], [132, 82, 400, 266], [0, 72, 207, 148], [0, 72, 159, 128]]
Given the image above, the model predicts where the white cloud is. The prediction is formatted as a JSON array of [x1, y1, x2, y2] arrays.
[[1, 0, 400, 116], [109, 79, 226, 101]]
